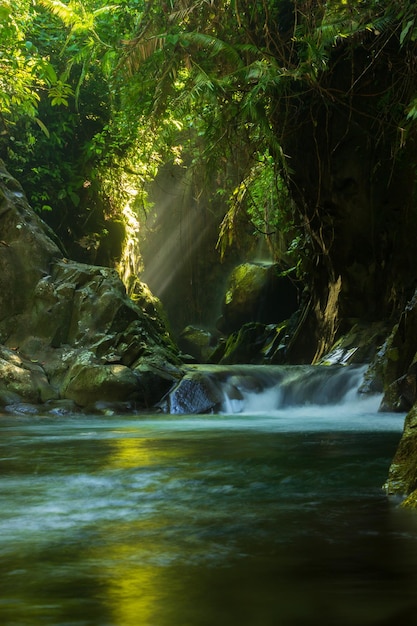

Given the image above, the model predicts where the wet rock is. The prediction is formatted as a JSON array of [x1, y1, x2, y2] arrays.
[[44, 399, 80, 416], [4, 402, 41, 416], [376, 292, 417, 502], [372, 291, 417, 410], [320, 321, 389, 367], [166, 373, 223, 414]]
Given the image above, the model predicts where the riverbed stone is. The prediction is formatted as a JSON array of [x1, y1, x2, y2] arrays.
[[61, 359, 140, 407], [0, 345, 57, 405], [166, 372, 223, 414]]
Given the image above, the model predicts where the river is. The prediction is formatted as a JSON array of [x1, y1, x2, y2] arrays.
[[0, 369, 416, 626]]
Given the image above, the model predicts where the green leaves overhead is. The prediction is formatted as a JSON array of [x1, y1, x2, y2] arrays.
[[2, 0, 417, 269]]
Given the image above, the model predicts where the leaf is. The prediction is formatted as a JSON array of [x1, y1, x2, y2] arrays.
[[400, 19, 415, 45], [34, 117, 50, 138], [68, 190, 80, 206]]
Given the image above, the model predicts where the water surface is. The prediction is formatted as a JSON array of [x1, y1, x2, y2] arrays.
[[0, 402, 415, 626]]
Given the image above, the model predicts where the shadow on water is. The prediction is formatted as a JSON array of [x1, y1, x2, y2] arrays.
[[0, 365, 414, 626]]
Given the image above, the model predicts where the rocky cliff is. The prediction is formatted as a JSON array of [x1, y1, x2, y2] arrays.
[[0, 161, 182, 415]]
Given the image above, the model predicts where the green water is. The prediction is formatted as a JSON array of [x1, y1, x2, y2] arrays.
[[0, 409, 414, 626]]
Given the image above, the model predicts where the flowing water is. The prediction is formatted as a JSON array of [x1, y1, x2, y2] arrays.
[[0, 367, 416, 626]]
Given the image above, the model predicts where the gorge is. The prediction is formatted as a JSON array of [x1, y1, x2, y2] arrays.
[[3, 0, 417, 624]]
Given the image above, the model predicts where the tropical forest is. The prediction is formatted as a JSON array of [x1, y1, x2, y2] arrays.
[[2, 1, 417, 624]]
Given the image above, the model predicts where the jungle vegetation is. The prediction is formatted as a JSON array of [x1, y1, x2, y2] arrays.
[[2, 0, 417, 356]]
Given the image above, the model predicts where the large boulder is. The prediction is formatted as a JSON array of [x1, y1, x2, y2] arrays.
[[217, 263, 298, 334], [0, 160, 182, 412], [0, 345, 57, 406], [178, 325, 216, 362], [384, 404, 417, 502], [373, 290, 417, 507], [166, 372, 223, 414], [362, 289, 417, 412]]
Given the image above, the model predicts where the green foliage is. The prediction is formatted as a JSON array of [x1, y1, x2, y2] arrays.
[[2, 0, 417, 274], [122, 0, 417, 263], [216, 152, 294, 261], [1, 0, 162, 259]]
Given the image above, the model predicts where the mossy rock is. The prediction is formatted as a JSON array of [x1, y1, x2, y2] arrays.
[[384, 404, 417, 496], [219, 263, 298, 333]]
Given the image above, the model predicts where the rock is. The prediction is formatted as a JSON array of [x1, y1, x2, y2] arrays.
[[384, 404, 417, 497], [217, 263, 298, 334], [178, 325, 215, 362], [4, 402, 41, 415], [378, 292, 417, 504], [134, 353, 183, 408], [219, 323, 271, 364], [0, 160, 182, 411], [365, 291, 417, 411], [0, 345, 57, 405], [60, 352, 140, 407], [166, 372, 223, 414], [44, 399, 80, 416], [211, 322, 287, 365], [320, 321, 389, 367], [0, 165, 62, 341]]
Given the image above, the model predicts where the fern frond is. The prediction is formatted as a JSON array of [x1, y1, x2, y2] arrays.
[[123, 36, 166, 73], [181, 32, 243, 67], [38, 0, 74, 26]]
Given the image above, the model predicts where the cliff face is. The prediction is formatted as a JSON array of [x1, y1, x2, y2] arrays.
[[0, 161, 182, 414], [274, 40, 417, 365]]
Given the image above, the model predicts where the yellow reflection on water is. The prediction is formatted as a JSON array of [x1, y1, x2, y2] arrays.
[[89, 434, 184, 626], [98, 543, 162, 626], [105, 431, 179, 469], [107, 434, 156, 469]]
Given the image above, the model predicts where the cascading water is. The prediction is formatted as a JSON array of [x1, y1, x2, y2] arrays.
[[220, 364, 370, 412], [166, 363, 382, 417]]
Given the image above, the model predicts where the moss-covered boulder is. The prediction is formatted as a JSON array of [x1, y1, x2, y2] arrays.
[[0, 345, 57, 406], [217, 263, 298, 334], [178, 325, 216, 362], [384, 404, 417, 500]]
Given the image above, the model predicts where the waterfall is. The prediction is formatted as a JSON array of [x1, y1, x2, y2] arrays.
[[165, 364, 380, 415]]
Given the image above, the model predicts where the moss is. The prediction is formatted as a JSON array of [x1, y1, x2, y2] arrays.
[[400, 490, 417, 509], [387, 347, 400, 362], [385, 405, 417, 495]]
